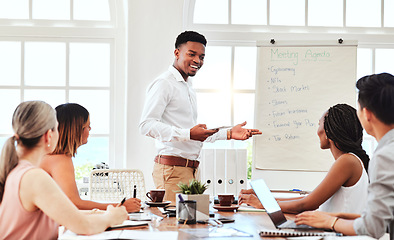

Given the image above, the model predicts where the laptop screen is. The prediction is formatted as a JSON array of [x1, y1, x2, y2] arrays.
[[250, 179, 281, 213], [250, 179, 287, 227]]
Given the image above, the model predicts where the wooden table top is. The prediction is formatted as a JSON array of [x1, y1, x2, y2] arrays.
[[126, 205, 291, 240]]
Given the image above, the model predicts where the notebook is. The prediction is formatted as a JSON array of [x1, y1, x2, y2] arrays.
[[259, 229, 341, 237], [250, 179, 340, 234], [105, 220, 149, 230]]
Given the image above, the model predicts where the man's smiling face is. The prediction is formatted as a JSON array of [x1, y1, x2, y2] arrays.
[[173, 41, 205, 80]]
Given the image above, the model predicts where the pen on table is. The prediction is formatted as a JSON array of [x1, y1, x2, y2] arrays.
[[289, 188, 301, 192], [116, 197, 126, 207], [213, 219, 224, 227], [133, 185, 137, 198], [289, 189, 309, 195]]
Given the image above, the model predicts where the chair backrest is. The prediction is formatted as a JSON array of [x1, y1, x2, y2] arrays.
[[89, 169, 146, 202]]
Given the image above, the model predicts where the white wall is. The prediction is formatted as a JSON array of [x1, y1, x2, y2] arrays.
[[126, 0, 184, 190], [125, 0, 326, 193]]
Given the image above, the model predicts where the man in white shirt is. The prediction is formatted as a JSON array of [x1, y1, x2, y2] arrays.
[[139, 31, 261, 202]]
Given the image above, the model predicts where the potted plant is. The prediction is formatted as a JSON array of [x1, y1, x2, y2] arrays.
[[176, 179, 210, 221]]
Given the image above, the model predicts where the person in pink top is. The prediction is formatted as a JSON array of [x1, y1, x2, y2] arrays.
[[0, 101, 128, 240], [40, 103, 141, 212]]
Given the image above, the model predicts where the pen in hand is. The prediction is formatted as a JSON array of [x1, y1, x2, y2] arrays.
[[133, 185, 137, 198], [116, 197, 126, 207]]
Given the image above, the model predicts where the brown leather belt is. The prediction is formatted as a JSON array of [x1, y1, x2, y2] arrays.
[[154, 155, 200, 168]]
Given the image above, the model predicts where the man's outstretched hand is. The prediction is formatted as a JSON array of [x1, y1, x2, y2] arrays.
[[230, 121, 262, 140]]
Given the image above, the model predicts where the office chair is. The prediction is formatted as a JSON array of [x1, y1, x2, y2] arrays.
[[89, 169, 146, 201]]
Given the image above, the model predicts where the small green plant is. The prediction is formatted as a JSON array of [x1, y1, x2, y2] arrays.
[[177, 179, 208, 194]]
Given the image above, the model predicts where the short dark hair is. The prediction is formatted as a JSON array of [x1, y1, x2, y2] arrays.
[[356, 73, 394, 125], [175, 31, 207, 49]]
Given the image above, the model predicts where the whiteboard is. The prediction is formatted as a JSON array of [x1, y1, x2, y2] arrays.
[[254, 44, 357, 171]]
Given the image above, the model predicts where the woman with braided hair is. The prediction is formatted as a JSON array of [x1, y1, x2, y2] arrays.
[[239, 103, 369, 214], [323, 103, 369, 174]]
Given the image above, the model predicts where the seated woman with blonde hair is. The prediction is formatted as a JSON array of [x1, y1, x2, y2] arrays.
[[0, 101, 127, 239], [40, 103, 141, 212], [239, 103, 370, 214]]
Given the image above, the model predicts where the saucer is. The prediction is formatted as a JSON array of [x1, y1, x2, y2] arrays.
[[213, 204, 239, 211], [145, 201, 171, 207]]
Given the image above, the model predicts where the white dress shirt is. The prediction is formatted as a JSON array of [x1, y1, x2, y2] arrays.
[[353, 129, 394, 239], [139, 65, 227, 160]]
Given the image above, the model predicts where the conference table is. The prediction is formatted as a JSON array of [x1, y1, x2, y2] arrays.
[[126, 204, 301, 240], [123, 205, 388, 240], [59, 203, 384, 239]]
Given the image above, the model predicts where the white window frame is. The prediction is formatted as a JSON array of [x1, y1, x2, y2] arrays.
[[196, 41, 257, 149], [0, 0, 128, 168], [183, 0, 394, 45], [183, 0, 394, 156]]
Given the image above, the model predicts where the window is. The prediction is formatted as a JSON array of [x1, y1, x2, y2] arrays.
[[189, 0, 390, 28], [0, 0, 110, 21], [384, 0, 394, 27], [194, 45, 257, 150], [0, 1, 127, 176], [185, 0, 394, 177], [0, 40, 112, 171], [193, 0, 228, 24], [308, 0, 343, 27], [232, 0, 267, 25], [270, 0, 305, 26], [346, 0, 381, 27]]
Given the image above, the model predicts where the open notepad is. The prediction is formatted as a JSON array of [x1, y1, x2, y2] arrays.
[[236, 205, 266, 212], [105, 220, 149, 230], [259, 229, 342, 237]]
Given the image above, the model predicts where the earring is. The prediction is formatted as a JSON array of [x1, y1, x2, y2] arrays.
[[48, 144, 50, 147]]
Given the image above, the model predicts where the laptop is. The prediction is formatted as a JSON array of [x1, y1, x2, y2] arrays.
[[250, 179, 324, 230]]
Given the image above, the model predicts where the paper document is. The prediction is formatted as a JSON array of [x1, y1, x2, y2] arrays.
[[107, 220, 149, 230], [58, 228, 122, 239], [119, 230, 178, 240], [128, 212, 152, 221], [237, 205, 266, 212], [58, 228, 178, 240]]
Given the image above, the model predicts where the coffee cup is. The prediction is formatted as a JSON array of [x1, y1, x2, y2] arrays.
[[146, 189, 165, 202], [218, 193, 234, 206]]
